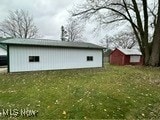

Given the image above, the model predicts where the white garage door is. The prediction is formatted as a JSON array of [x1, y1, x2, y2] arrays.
[[130, 56, 140, 62]]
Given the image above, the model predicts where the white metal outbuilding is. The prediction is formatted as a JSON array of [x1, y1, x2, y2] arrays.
[[1, 39, 104, 72]]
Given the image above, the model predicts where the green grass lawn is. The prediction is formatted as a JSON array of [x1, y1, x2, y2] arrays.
[[0, 65, 160, 119]]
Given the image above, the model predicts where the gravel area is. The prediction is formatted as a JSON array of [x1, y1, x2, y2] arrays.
[[0, 67, 7, 73]]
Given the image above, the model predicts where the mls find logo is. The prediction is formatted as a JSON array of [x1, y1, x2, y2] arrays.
[[0, 108, 38, 117]]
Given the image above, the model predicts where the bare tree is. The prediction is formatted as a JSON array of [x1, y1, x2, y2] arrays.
[[65, 17, 84, 42], [101, 32, 137, 49], [149, 1, 160, 66], [72, 0, 160, 66], [100, 36, 111, 50], [0, 9, 38, 38]]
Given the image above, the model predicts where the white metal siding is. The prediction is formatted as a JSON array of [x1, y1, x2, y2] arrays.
[[9, 46, 102, 72]]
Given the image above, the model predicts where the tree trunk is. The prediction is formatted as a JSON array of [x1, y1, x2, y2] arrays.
[[149, 1, 160, 66], [144, 47, 150, 65]]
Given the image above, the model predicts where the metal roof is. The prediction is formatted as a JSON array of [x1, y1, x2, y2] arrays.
[[0, 38, 104, 49], [118, 48, 142, 55], [0, 47, 7, 56]]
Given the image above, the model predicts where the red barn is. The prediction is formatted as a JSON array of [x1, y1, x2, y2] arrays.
[[110, 48, 143, 65]]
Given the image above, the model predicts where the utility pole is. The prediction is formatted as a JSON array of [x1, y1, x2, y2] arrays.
[[61, 26, 68, 41], [61, 26, 65, 41]]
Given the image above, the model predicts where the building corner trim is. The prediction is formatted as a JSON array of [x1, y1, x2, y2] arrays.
[[102, 49, 104, 67], [7, 45, 10, 73]]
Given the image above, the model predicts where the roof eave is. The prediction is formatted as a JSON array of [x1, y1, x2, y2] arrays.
[[126, 54, 142, 56], [3, 43, 104, 50]]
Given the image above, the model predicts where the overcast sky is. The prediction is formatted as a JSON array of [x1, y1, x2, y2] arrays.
[[0, 0, 86, 39], [0, 0, 127, 45]]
